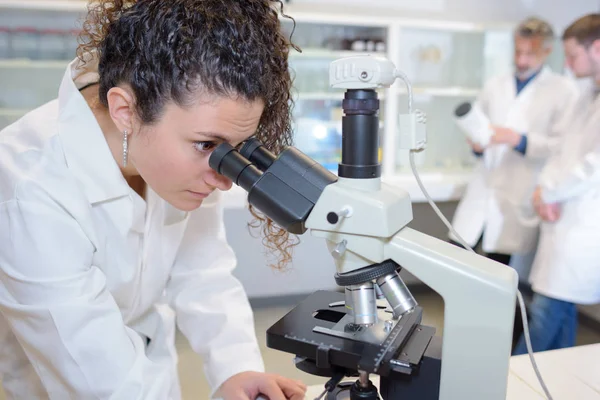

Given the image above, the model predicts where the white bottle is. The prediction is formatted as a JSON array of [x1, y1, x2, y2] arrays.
[[453, 102, 492, 147]]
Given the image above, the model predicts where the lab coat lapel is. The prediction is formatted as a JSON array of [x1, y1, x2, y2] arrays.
[[506, 67, 551, 131], [484, 75, 517, 168], [490, 68, 550, 167], [57, 58, 134, 241]]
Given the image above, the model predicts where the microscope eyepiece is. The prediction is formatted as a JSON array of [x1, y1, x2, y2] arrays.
[[208, 142, 235, 172], [208, 138, 337, 235], [239, 138, 277, 171], [209, 143, 262, 192]]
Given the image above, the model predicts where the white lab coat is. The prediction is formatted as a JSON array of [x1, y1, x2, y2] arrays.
[[450, 67, 579, 254], [0, 57, 264, 399], [529, 87, 600, 304]]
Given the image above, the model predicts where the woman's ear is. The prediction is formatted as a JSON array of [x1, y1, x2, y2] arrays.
[[106, 87, 136, 133]]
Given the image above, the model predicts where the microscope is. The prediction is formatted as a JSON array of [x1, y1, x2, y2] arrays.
[[209, 56, 518, 399]]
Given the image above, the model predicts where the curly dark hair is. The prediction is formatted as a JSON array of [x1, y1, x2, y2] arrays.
[[78, 0, 299, 269]]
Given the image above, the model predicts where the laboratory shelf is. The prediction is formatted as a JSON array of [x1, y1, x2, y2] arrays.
[[0, 0, 86, 11], [0, 59, 70, 69], [393, 86, 480, 97], [290, 49, 387, 59]]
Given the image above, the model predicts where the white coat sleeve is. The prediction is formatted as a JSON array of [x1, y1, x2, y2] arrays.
[[539, 140, 600, 203], [165, 192, 264, 395], [0, 199, 172, 399], [525, 83, 579, 160]]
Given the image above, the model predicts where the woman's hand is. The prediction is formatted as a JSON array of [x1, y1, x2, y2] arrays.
[[216, 371, 307, 400]]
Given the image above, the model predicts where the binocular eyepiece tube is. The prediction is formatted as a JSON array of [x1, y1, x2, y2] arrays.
[[239, 138, 276, 171], [208, 138, 278, 192], [208, 137, 338, 235], [208, 143, 263, 192]]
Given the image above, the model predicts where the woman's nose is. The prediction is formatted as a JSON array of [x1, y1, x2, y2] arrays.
[[205, 169, 233, 191]]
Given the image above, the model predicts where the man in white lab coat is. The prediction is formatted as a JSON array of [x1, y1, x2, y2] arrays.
[[513, 14, 600, 355], [449, 17, 579, 348]]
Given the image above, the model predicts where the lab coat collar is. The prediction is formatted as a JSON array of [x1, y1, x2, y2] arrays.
[[164, 202, 189, 226], [515, 67, 542, 87], [536, 65, 551, 80], [509, 66, 551, 100], [57, 53, 189, 229], [520, 65, 551, 87], [57, 54, 130, 205]]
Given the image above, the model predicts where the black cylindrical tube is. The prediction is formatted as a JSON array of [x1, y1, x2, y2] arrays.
[[240, 138, 276, 171], [220, 152, 252, 182], [209, 143, 262, 192], [339, 89, 381, 179], [237, 165, 263, 192], [208, 142, 236, 172]]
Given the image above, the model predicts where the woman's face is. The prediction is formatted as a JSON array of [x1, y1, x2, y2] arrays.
[[129, 95, 264, 211]]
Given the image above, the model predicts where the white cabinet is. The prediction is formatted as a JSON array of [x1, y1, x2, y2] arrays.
[[0, 59, 68, 125], [0, 1, 574, 299], [0, 2, 568, 202], [0, 3, 82, 127]]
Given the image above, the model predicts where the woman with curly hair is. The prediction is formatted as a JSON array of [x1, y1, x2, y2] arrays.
[[0, 1, 304, 398]]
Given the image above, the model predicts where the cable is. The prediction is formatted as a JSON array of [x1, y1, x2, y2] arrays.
[[408, 151, 474, 255], [517, 290, 553, 399], [394, 70, 413, 114], [408, 150, 553, 400]]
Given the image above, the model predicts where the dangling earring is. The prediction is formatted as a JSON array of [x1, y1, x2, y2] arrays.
[[122, 129, 129, 167]]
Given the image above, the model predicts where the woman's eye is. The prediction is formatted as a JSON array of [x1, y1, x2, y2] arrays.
[[194, 141, 217, 153]]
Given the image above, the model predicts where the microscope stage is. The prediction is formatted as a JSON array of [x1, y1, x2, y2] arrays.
[[266, 290, 436, 378]]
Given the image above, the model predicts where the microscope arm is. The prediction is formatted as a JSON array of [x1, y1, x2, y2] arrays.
[[388, 227, 517, 400]]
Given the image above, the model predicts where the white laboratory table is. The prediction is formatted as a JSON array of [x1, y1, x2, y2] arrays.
[[305, 344, 600, 399]]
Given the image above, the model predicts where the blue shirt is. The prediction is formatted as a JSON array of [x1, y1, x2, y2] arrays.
[[515, 69, 541, 96]]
